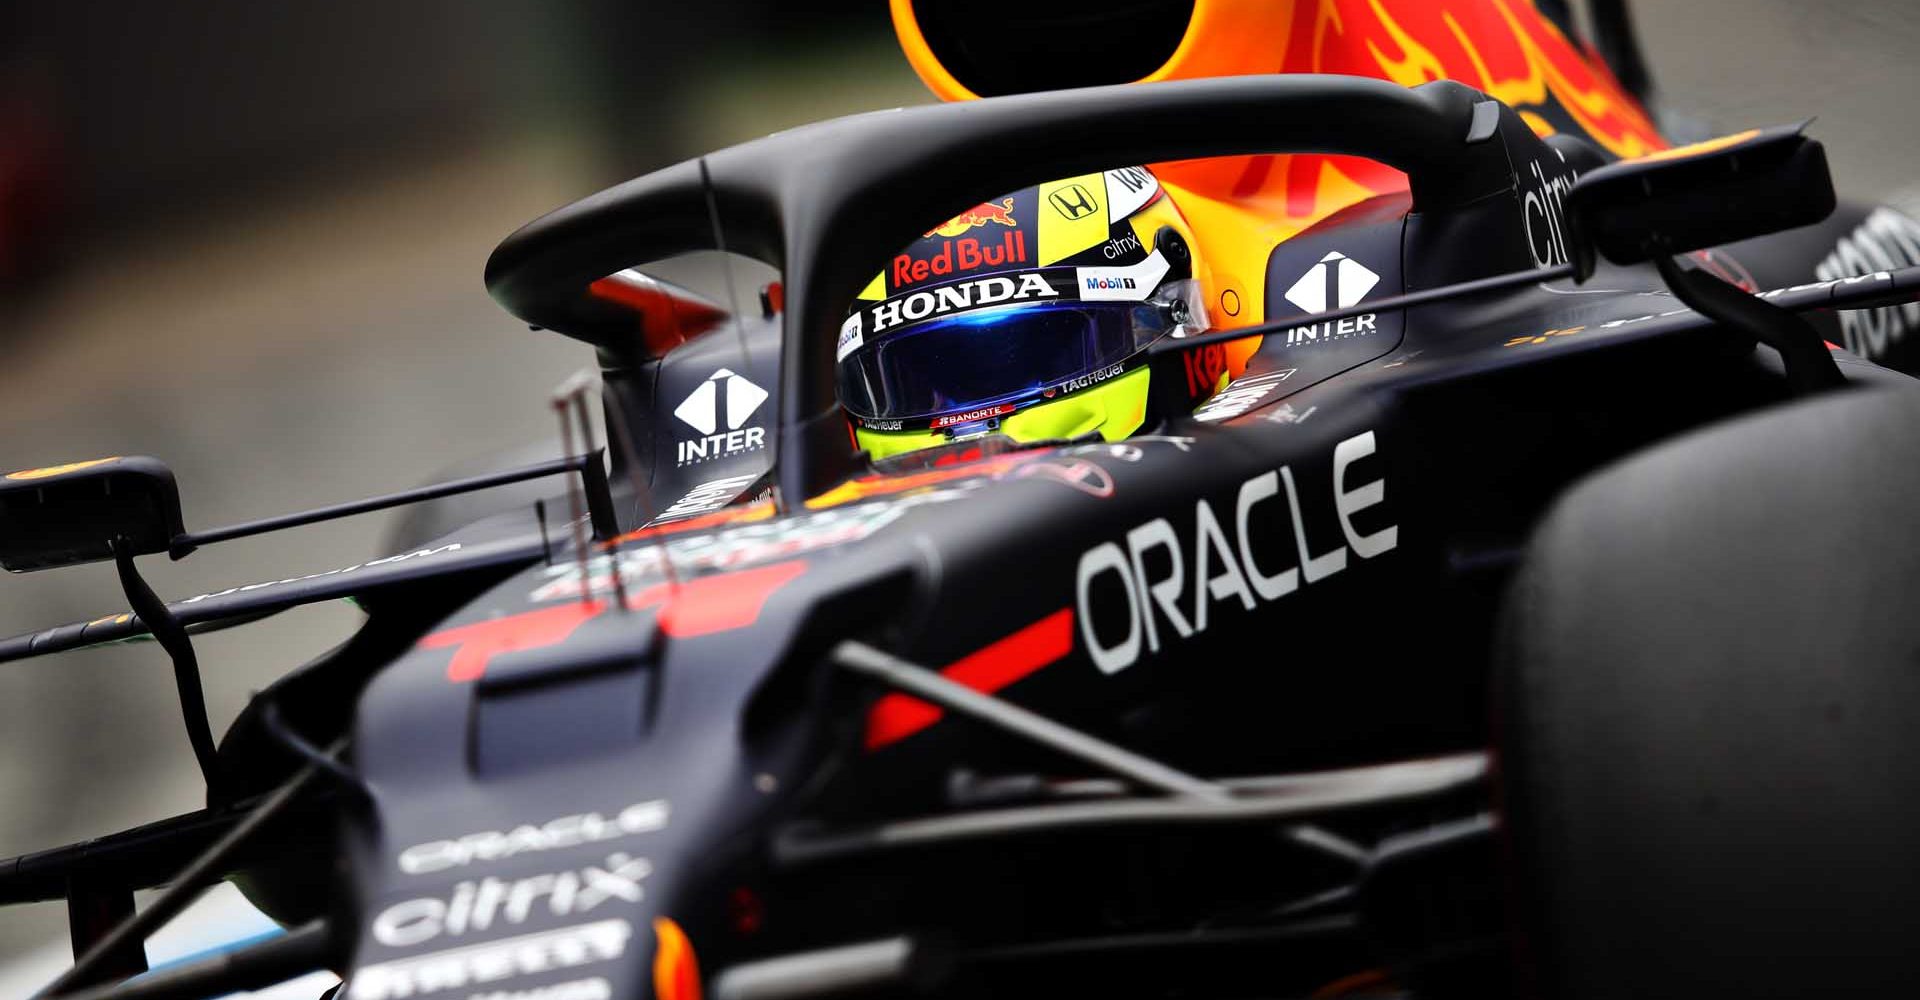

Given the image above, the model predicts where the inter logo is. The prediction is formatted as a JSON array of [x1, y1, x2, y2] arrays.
[[674, 368, 768, 466], [1282, 251, 1380, 314]]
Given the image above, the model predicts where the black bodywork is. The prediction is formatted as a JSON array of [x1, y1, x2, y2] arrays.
[[8, 71, 1920, 1000]]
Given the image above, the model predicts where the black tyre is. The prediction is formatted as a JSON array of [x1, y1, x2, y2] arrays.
[[1498, 383, 1920, 996]]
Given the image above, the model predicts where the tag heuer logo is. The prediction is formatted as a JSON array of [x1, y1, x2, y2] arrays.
[[1048, 183, 1100, 220], [1282, 251, 1380, 314], [674, 368, 768, 466]]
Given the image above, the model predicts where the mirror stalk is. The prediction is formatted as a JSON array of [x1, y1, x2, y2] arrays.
[[1653, 255, 1845, 394], [112, 538, 219, 790]]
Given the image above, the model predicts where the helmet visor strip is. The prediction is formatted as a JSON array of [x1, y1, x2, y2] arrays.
[[838, 262, 1208, 426]]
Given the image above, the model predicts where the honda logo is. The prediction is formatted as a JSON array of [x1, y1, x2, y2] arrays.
[[1048, 184, 1099, 221], [1282, 251, 1380, 314]]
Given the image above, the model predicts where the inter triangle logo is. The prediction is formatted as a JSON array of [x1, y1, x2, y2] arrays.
[[674, 368, 768, 437], [674, 368, 771, 467], [1283, 251, 1380, 314], [673, 381, 718, 436]]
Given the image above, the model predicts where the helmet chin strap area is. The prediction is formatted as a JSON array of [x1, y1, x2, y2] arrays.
[[855, 367, 1154, 462]]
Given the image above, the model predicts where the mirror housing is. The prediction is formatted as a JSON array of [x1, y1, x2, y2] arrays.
[[0, 457, 186, 571], [1564, 124, 1835, 279]]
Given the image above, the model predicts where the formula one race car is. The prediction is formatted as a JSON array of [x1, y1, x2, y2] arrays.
[[10, 3, 1920, 999]]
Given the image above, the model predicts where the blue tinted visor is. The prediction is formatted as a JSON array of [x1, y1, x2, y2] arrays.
[[837, 299, 1180, 421]]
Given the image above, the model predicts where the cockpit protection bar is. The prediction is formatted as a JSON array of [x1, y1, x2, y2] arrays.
[[483, 76, 1512, 503]]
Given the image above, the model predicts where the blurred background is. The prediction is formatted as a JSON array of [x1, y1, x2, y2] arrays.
[[0, 0, 1917, 977]]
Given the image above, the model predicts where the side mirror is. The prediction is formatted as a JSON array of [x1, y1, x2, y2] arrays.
[[0, 457, 186, 571], [1564, 124, 1835, 278]]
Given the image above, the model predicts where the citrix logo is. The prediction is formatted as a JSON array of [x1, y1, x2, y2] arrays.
[[675, 367, 768, 466], [372, 853, 652, 948], [1522, 155, 1580, 268], [1101, 231, 1142, 259]]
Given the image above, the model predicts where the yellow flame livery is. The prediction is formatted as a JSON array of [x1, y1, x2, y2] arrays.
[[893, 0, 1669, 330]]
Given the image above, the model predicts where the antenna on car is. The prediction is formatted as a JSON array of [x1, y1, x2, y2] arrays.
[[554, 365, 692, 606], [552, 370, 629, 609], [551, 394, 597, 607]]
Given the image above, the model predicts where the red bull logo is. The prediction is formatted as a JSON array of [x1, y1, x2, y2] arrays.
[[925, 197, 1018, 238], [893, 230, 1028, 287]]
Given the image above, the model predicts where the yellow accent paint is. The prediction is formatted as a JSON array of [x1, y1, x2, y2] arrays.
[[857, 272, 885, 301], [1365, 0, 1448, 86], [6, 458, 118, 481], [1504, 324, 1585, 347], [854, 367, 1152, 461], [1485, 0, 1660, 159], [1518, 110, 1556, 137], [1037, 173, 1111, 265], [1006, 366, 1151, 442], [1631, 129, 1762, 164]]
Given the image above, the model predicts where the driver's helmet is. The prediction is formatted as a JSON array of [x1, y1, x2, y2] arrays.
[[838, 166, 1213, 460]]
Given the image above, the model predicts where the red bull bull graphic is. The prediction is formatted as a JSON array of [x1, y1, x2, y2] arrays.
[[925, 197, 1019, 238]]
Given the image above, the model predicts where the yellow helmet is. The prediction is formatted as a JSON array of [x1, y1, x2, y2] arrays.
[[839, 167, 1215, 460]]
